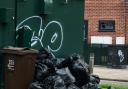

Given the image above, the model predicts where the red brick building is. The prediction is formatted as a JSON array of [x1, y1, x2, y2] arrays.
[[85, 0, 128, 45], [84, 0, 128, 65]]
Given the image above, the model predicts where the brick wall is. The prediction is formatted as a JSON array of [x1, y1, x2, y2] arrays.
[[85, 0, 128, 45], [125, 2, 128, 44]]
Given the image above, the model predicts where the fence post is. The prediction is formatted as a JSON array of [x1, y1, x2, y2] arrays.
[[89, 53, 94, 74]]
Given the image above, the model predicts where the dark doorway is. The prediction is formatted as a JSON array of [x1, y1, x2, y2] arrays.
[[83, 20, 89, 62], [84, 20, 88, 43]]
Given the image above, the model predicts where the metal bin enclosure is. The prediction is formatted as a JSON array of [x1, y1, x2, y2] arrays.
[[1, 47, 38, 89]]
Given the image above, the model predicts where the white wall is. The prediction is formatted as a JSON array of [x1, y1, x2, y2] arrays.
[[91, 36, 112, 44], [116, 37, 125, 45]]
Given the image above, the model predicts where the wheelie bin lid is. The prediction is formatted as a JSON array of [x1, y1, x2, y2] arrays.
[[1, 47, 38, 55]]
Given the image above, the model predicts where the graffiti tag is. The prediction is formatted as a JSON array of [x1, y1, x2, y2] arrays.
[[16, 16, 63, 53]]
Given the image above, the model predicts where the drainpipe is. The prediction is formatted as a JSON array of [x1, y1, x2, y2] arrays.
[[124, 1, 127, 45], [14, 0, 17, 46]]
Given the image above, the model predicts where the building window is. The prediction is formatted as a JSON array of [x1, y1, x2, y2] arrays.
[[99, 20, 115, 32], [124, 0, 128, 3]]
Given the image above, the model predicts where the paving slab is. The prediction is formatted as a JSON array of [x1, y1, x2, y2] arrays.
[[93, 66, 128, 81]]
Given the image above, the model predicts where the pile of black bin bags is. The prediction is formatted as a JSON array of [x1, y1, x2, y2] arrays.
[[28, 48, 101, 89]]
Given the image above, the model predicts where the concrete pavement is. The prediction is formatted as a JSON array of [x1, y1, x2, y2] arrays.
[[93, 66, 128, 82]]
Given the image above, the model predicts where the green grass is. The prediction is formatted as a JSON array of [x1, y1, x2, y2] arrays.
[[100, 83, 128, 89]]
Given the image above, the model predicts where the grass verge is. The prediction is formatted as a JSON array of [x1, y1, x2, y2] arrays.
[[100, 83, 128, 89]]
